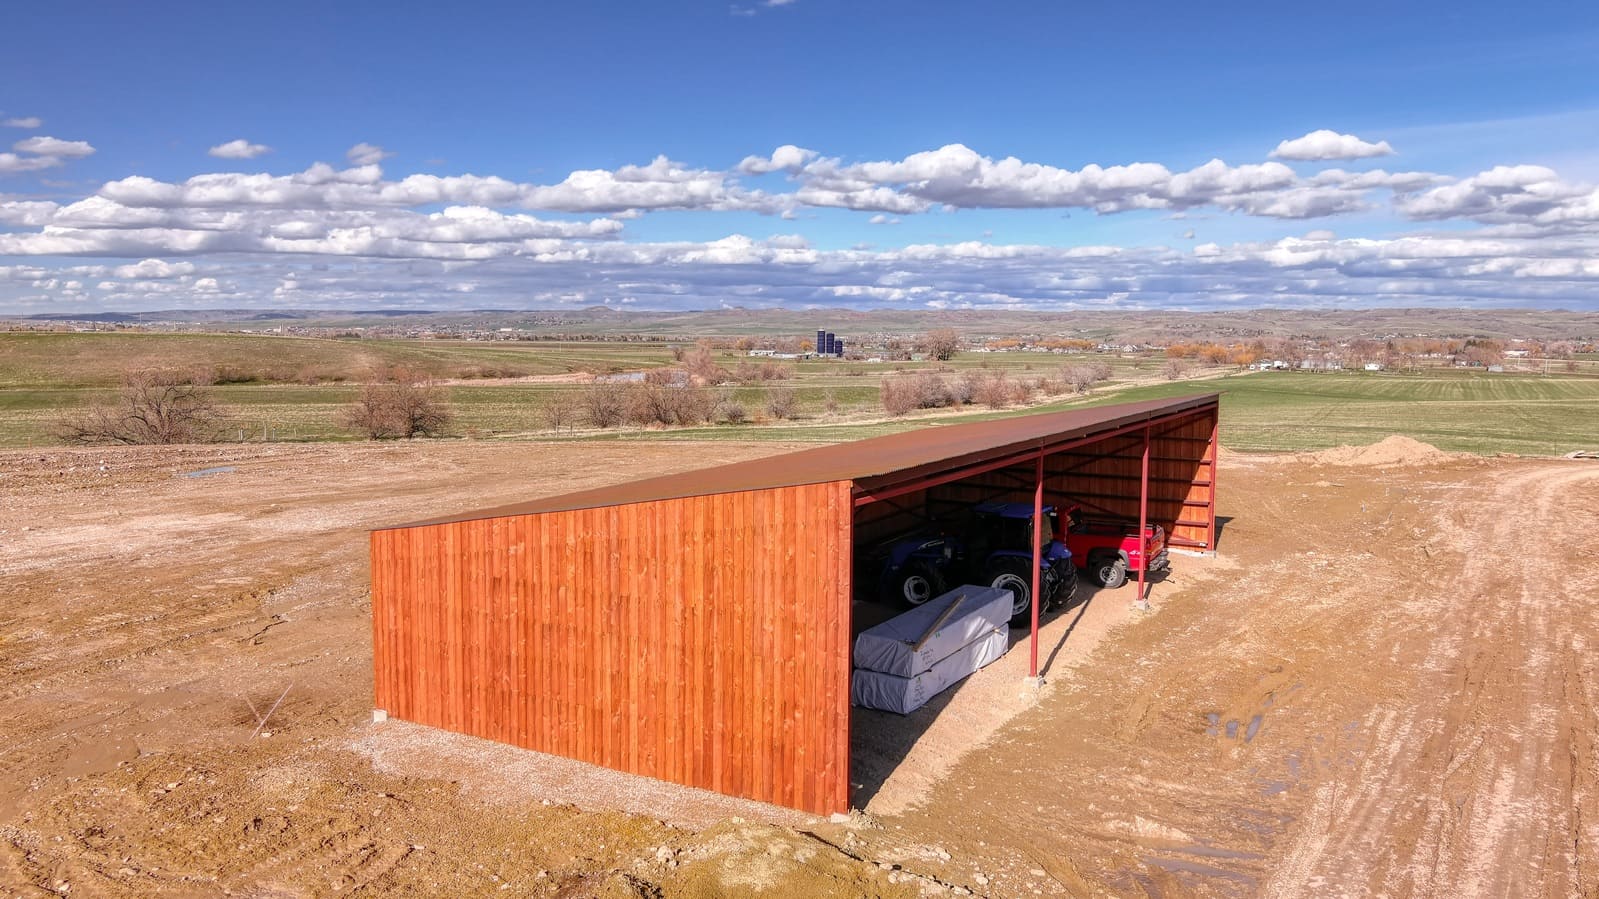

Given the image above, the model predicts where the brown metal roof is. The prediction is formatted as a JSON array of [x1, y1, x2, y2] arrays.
[[379, 393, 1219, 530]]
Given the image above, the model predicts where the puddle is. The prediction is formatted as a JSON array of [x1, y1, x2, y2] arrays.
[[1245, 714, 1263, 742], [1261, 779, 1291, 795], [1225, 719, 1239, 739], [1205, 712, 1220, 736], [183, 466, 236, 478], [1141, 855, 1258, 889], [1174, 843, 1266, 861]]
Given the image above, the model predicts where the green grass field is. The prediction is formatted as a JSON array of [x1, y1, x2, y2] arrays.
[[1053, 369, 1599, 455], [0, 332, 673, 388], [1, 333, 1595, 456]]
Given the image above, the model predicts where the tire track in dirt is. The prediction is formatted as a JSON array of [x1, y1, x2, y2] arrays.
[[1265, 463, 1599, 897]]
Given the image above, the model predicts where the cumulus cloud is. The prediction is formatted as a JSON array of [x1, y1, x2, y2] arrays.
[[787, 144, 1326, 217], [1271, 130, 1395, 161], [347, 142, 394, 165], [14, 136, 96, 159], [1396, 165, 1599, 227], [208, 139, 272, 160], [8, 137, 1599, 314], [0, 153, 62, 174], [0, 199, 58, 225], [3, 116, 43, 129], [17, 224, 1599, 313], [92, 157, 767, 215], [112, 258, 197, 279], [738, 144, 819, 175]]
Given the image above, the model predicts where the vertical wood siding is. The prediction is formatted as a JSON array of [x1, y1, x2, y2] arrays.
[[371, 480, 854, 815]]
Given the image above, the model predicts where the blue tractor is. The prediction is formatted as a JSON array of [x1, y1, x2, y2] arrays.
[[874, 501, 1078, 625]]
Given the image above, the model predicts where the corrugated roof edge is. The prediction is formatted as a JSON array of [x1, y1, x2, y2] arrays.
[[375, 393, 1219, 531]]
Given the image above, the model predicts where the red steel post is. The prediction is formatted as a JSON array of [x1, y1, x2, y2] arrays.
[[1029, 452, 1043, 679], [1206, 413, 1219, 552], [1137, 425, 1151, 608]]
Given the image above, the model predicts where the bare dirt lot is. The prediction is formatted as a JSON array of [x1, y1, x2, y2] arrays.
[[2, 439, 1596, 897]]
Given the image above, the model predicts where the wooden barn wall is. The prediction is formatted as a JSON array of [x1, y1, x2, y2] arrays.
[[370, 480, 854, 815], [923, 408, 1219, 551]]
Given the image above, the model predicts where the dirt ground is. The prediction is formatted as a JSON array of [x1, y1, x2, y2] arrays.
[[1, 438, 1596, 897]]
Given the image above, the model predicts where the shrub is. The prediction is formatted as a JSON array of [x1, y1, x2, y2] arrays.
[[626, 383, 715, 426], [1162, 358, 1190, 380], [540, 393, 580, 430], [582, 381, 628, 428], [881, 372, 957, 415], [55, 370, 228, 445], [765, 387, 799, 420], [339, 369, 453, 439], [965, 370, 1014, 408]]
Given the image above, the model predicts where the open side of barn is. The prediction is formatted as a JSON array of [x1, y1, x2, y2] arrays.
[[370, 393, 1219, 816]]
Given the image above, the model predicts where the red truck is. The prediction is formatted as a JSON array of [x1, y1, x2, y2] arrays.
[[1062, 506, 1169, 589]]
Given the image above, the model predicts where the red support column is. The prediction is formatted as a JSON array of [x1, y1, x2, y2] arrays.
[[1206, 412, 1219, 552], [1137, 425, 1151, 610], [1029, 452, 1043, 679]]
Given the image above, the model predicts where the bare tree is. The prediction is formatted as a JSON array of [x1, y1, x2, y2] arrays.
[[764, 386, 799, 420], [918, 328, 961, 361], [581, 381, 628, 428], [55, 370, 228, 445], [540, 392, 580, 430], [1162, 358, 1190, 380], [340, 368, 453, 439]]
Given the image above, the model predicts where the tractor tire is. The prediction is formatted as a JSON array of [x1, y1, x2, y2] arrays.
[[1095, 555, 1128, 589], [891, 563, 945, 608], [985, 557, 1037, 626]]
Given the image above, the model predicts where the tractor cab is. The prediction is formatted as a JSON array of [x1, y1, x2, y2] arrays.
[[969, 501, 1068, 562]]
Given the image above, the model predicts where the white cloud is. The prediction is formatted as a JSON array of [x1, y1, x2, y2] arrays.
[[21, 224, 1599, 313], [1270, 130, 1395, 161], [791, 144, 1323, 217], [1394, 164, 1597, 227], [208, 139, 272, 160], [0, 152, 62, 174], [8, 137, 1599, 314], [12, 135, 96, 161], [93, 157, 767, 215], [112, 258, 197, 279], [347, 142, 394, 165], [0, 199, 58, 225], [738, 144, 819, 175], [3, 116, 43, 129]]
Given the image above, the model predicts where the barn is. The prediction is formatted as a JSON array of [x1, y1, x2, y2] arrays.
[[370, 393, 1220, 815]]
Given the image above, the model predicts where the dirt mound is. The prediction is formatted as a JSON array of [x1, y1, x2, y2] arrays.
[[1302, 435, 1458, 467]]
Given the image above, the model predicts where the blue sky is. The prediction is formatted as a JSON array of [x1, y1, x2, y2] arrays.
[[4, 0, 1599, 312]]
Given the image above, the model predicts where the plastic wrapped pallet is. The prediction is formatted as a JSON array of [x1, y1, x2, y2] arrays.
[[851, 626, 1010, 714], [851, 585, 1012, 678]]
